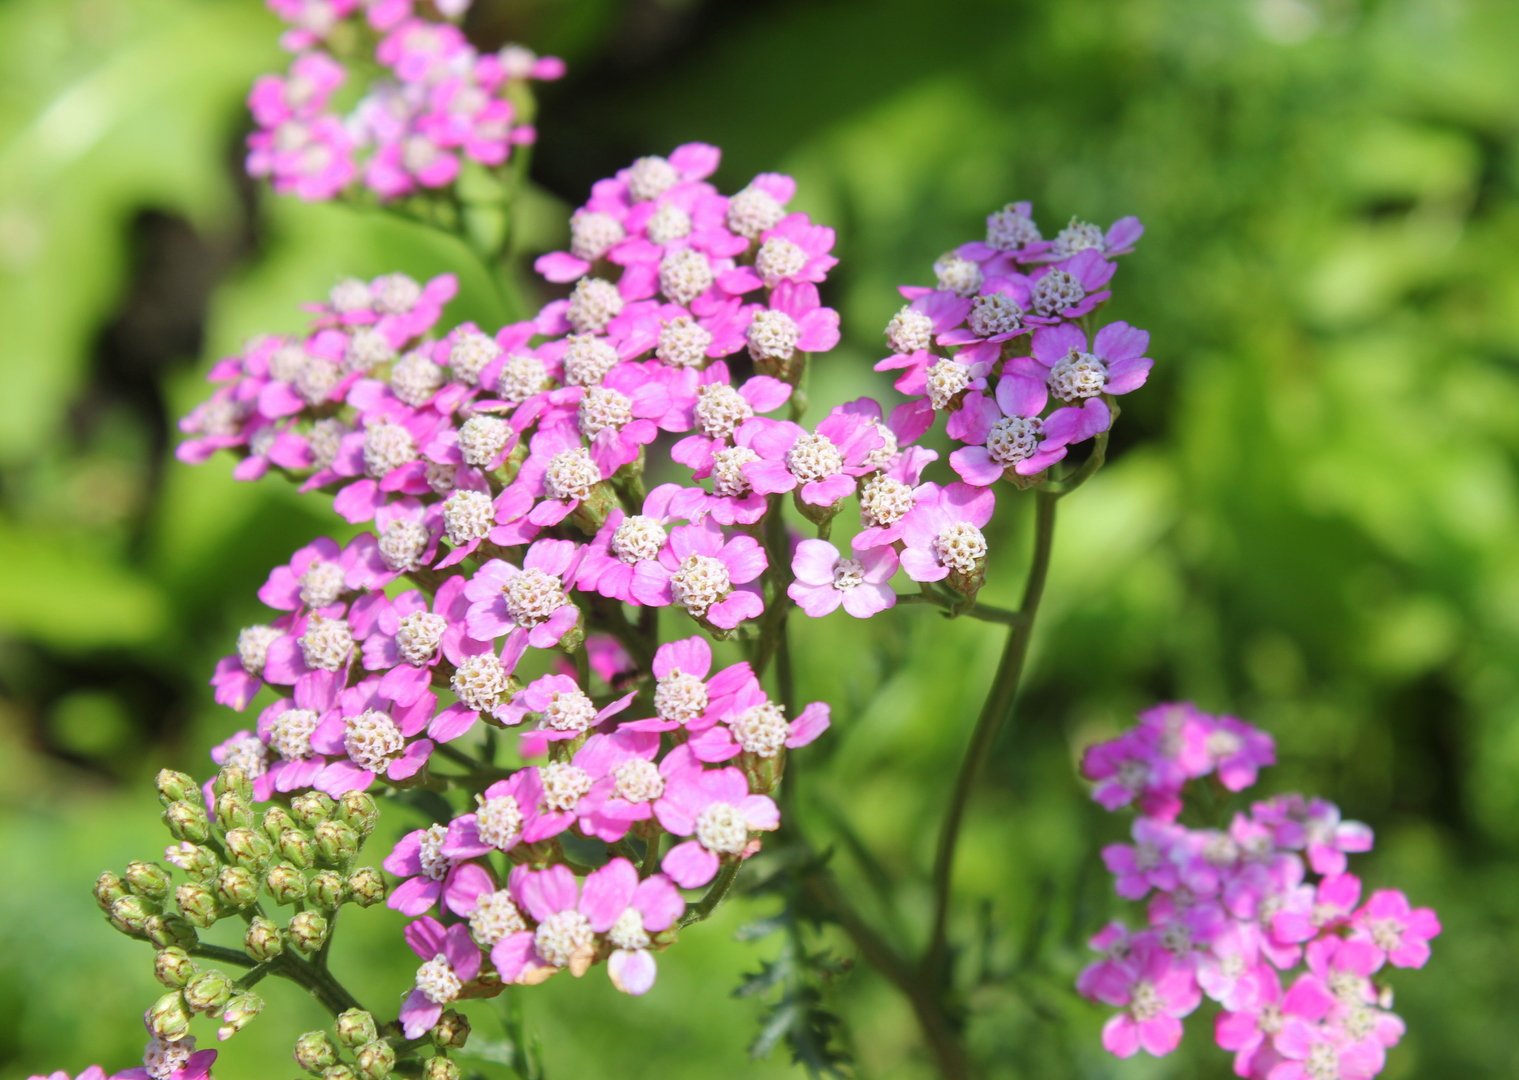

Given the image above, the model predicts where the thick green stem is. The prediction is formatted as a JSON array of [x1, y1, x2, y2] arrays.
[[677, 859, 743, 927], [921, 491, 1058, 983]]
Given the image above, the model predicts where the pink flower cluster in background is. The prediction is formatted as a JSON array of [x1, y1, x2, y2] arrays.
[[1077, 703, 1440, 1078], [248, 0, 562, 201], [29, 1032, 215, 1080]]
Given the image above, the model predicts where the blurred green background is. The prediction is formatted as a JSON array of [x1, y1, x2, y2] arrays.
[[2, 0, 1516, 1076]]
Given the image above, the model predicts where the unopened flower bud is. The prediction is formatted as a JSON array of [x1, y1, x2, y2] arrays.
[[95, 871, 129, 911], [288, 910, 329, 953], [337, 791, 378, 837], [216, 865, 260, 909], [279, 828, 318, 869], [184, 969, 234, 1014], [244, 916, 285, 962], [314, 820, 359, 866], [148, 991, 193, 1042], [164, 842, 219, 879], [125, 860, 172, 900], [355, 1038, 397, 1080], [264, 862, 308, 906], [323, 1067, 359, 1080], [345, 867, 386, 907], [291, 792, 336, 828], [432, 1010, 470, 1050], [213, 765, 253, 802], [163, 800, 210, 843], [224, 826, 273, 869], [156, 769, 198, 805], [109, 894, 158, 935], [309, 870, 346, 910], [154, 947, 197, 988], [218, 991, 263, 1040], [294, 1030, 339, 1072], [423, 1057, 461, 1080], [175, 882, 221, 928], [261, 805, 298, 840], [215, 791, 254, 831], [144, 913, 199, 950], [335, 1009, 377, 1049]]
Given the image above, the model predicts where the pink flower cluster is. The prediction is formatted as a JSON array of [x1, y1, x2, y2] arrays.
[[247, 0, 562, 201], [1077, 703, 1440, 1078], [31, 1035, 216, 1080], [878, 203, 1148, 491]]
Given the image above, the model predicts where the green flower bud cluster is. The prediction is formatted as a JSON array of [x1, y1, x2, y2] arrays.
[[145, 945, 265, 1042], [102, 771, 388, 957], [293, 1011, 399, 1080]]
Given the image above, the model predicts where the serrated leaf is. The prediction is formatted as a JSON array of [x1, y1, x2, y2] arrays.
[[734, 913, 789, 941]]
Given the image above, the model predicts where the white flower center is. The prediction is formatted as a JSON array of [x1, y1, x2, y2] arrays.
[[730, 702, 789, 757], [475, 794, 524, 850], [380, 518, 429, 572], [566, 278, 623, 335], [418, 822, 450, 880], [659, 248, 714, 305], [655, 671, 708, 724], [671, 554, 732, 616], [270, 708, 319, 761], [785, 432, 844, 483], [504, 568, 569, 627], [308, 419, 347, 470], [1031, 269, 1085, 317], [859, 475, 915, 528], [569, 209, 625, 262], [415, 954, 462, 1005], [611, 515, 666, 563], [695, 802, 749, 855], [832, 558, 865, 589], [727, 185, 786, 240], [544, 690, 597, 733], [220, 734, 268, 778], [613, 758, 664, 803], [363, 421, 418, 479], [755, 237, 807, 285], [372, 273, 421, 315], [885, 305, 934, 354], [626, 155, 678, 202], [1369, 917, 1404, 953], [1129, 980, 1163, 1021], [646, 203, 692, 245], [1052, 217, 1105, 258], [746, 309, 800, 362], [968, 292, 1024, 338], [456, 415, 510, 467], [330, 278, 372, 314], [300, 616, 353, 671], [657, 316, 712, 368], [986, 204, 1042, 251], [237, 624, 281, 675], [446, 337, 501, 391], [343, 709, 405, 772], [299, 560, 346, 609], [693, 384, 752, 439], [711, 446, 759, 497], [1048, 350, 1108, 401], [391, 351, 444, 406], [544, 447, 601, 502], [933, 522, 987, 575], [562, 335, 619, 386], [345, 327, 393, 372], [451, 653, 507, 712], [608, 907, 651, 950], [396, 611, 446, 665], [295, 357, 341, 405], [986, 416, 1042, 465], [539, 763, 593, 812], [578, 385, 634, 438], [1306, 1042, 1340, 1080], [862, 422, 897, 470], [143, 1035, 196, 1080], [443, 489, 495, 545], [496, 354, 550, 404], [926, 358, 972, 410], [932, 253, 982, 296], [469, 888, 526, 946], [534, 909, 595, 968]]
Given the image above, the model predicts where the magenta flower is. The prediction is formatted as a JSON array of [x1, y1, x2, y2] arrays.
[[500, 672, 636, 757], [211, 617, 294, 711], [463, 539, 583, 648], [1270, 1018, 1386, 1080], [443, 769, 546, 859], [257, 537, 354, 612], [384, 823, 491, 917], [934, 276, 1035, 365], [576, 858, 685, 995], [574, 728, 667, 842], [947, 382, 1106, 486], [1351, 889, 1441, 970], [654, 522, 767, 629], [1091, 937, 1201, 1059], [787, 539, 897, 619], [745, 282, 840, 369], [1214, 968, 1330, 1079], [576, 362, 677, 474], [620, 636, 757, 735], [309, 681, 436, 794], [719, 212, 837, 293], [1102, 817, 1186, 900], [492, 863, 606, 984], [655, 760, 778, 888], [1271, 874, 1362, 945], [1258, 795, 1374, 877], [574, 484, 683, 606], [739, 410, 883, 507], [898, 481, 995, 583], [399, 917, 481, 1039], [1025, 248, 1116, 321], [428, 634, 530, 743], [1008, 321, 1153, 408], [251, 669, 341, 798], [687, 677, 830, 764], [1203, 712, 1277, 792], [362, 579, 485, 706], [670, 361, 792, 473], [955, 200, 1051, 276], [1038, 214, 1144, 262], [115, 1036, 216, 1080]]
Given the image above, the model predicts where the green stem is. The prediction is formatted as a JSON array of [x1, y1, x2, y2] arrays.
[[677, 859, 742, 927], [190, 943, 257, 969], [921, 491, 1058, 984]]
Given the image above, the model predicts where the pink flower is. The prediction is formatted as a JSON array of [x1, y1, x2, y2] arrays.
[[947, 381, 1106, 486], [574, 484, 683, 606], [1214, 968, 1331, 1078], [1269, 1019, 1385, 1080], [309, 680, 436, 793], [719, 212, 837, 293], [739, 410, 883, 507], [670, 361, 792, 474], [211, 617, 294, 711], [500, 672, 636, 757], [443, 769, 546, 858], [956, 200, 1051, 275], [114, 1036, 217, 1080], [687, 676, 831, 764], [654, 522, 767, 629], [744, 282, 840, 370], [384, 823, 492, 917], [788, 539, 897, 618], [399, 917, 481, 1039], [427, 634, 529, 743], [575, 859, 685, 995], [1091, 937, 1200, 1058], [252, 669, 342, 797], [575, 729, 670, 842], [897, 482, 995, 583], [1025, 248, 1116, 321], [1102, 817, 1187, 900], [1204, 713, 1278, 792], [492, 863, 607, 983], [1259, 795, 1374, 877], [655, 760, 778, 888], [1007, 320, 1153, 409], [463, 539, 583, 648], [258, 537, 353, 611], [620, 636, 757, 735], [1350, 889, 1440, 970]]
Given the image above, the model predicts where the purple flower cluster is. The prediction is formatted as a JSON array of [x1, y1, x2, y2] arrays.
[[878, 203, 1148, 490], [30, 1033, 215, 1080], [248, 0, 562, 201], [1077, 704, 1440, 1078]]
